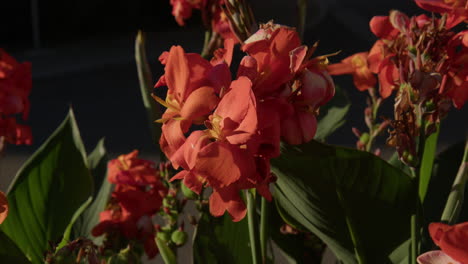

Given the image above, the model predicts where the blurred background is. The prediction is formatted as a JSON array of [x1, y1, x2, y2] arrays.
[[1, 0, 467, 216]]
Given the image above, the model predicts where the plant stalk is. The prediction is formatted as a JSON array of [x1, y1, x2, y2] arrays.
[[260, 197, 268, 263], [246, 189, 261, 264], [297, 0, 307, 40]]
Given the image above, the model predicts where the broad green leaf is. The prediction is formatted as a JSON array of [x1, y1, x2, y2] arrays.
[[2, 109, 93, 263], [440, 141, 468, 224], [135, 31, 162, 150], [272, 140, 416, 264], [270, 200, 323, 264], [72, 139, 111, 243], [193, 212, 252, 264], [0, 230, 30, 263], [315, 85, 350, 141], [424, 142, 468, 224], [388, 239, 410, 264], [156, 237, 176, 264], [56, 197, 92, 250], [419, 126, 439, 202]]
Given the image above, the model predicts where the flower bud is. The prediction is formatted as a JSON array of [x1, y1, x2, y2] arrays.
[[359, 133, 370, 144], [171, 229, 188, 246], [157, 231, 171, 242], [181, 182, 198, 200]]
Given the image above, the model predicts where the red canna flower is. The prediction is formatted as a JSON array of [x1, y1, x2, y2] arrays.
[[93, 150, 166, 259], [0, 191, 8, 224], [0, 49, 32, 147], [155, 45, 222, 157], [328, 52, 376, 92], [429, 222, 468, 263]]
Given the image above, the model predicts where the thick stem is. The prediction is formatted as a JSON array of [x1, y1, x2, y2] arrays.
[[246, 189, 260, 264], [297, 0, 307, 40], [260, 197, 268, 263], [441, 140, 468, 224]]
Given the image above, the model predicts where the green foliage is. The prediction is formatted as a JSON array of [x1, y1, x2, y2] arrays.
[[315, 85, 350, 141], [193, 212, 252, 264], [72, 139, 111, 243], [135, 31, 162, 149], [1, 109, 93, 263], [419, 127, 439, 202], [0, 230, 30, 263], [156, 237, 176, 264], [272, 140, 416, 264]]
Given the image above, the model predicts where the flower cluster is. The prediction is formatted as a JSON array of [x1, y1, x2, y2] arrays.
[[0, 49, 32, 148], [92, 150, 167, 259], [155, 23, 335, 221], [328, 0, 467, 163], [417, 222, 468, 264]]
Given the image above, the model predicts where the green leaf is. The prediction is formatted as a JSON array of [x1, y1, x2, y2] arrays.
[[0, 230, 31, 263], [56, 197, 92, 250], [193, 212, 252, 264], [135, 31, 162, 149], [424, 142, 468, 224], [272, 140, 416, 264], [270, 200, 322, 264], [72, 139, 111, 243], [419, 126, 439, 202], [1, 109, 93, 263], [315, 85, 350, 141], [156, 237, 176, 264]]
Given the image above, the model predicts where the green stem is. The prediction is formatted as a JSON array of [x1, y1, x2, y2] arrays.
[[297, 0, 307, 40], [441, 140, 468, 224], [246, 189, 260, 264], [260, 197, 268, 263], [135, 31, 161, 150]]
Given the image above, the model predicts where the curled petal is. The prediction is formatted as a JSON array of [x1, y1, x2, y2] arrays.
[[209, 188, 247, 222], [180, 86, 219, 122], [429, 222, 468, 263], [196, 141, 255, 188], [417, 250, 461, 264], [370, 16, 398, 39], [216, 77, 258, 144], [237, 56, 259, 82], [389, 10, 410, 34], [378, 57, 398, 98], [165, 46, 189, 102]]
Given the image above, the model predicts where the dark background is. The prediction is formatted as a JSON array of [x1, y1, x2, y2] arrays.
[[1, 0, 466, 169]]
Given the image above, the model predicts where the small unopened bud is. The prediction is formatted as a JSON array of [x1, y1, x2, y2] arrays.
[[181, 182, 198, 200], [157, 231, 171, 242], [171, 229, 188, 246], [352, 127, 361, 138], [374, 148, 381, 156], [425, 100, 435, 112], [359, 133, 370, 145]]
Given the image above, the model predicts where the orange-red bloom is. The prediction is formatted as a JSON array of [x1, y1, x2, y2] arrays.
[[0, 191, 8, 224], [429, 222, 468, 263], [93, 150, 166, 259], [0, 49, 32, 146], [328, 52, 376, 92]]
